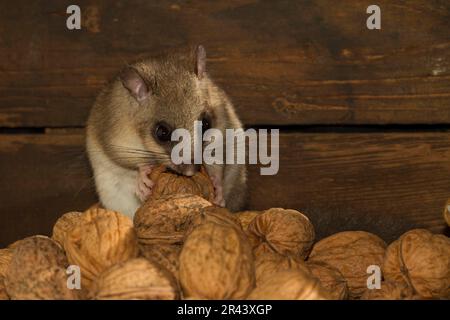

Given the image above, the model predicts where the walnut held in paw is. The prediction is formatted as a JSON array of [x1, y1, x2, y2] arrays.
[[306, 261, 349, 300], [247, 208, 315, 259], [382, 229, 450, 299], [92, 258, 179, 300], [308, 231, 386, 299], [5, 236, 78, 300], [179, 220, 255, 299], [148, 165, 215, 202], [64, 208, 139, 292], [247, 269, 330, 300], [52, 211, 83, 247], [360, 281, 415, 300]]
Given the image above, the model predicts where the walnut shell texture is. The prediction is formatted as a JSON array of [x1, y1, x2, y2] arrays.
[[308, 231, 386, 299], [247, 269, 330, 300], [235, 211, 261, 230], [0, 276, 9, 300], [5, 236, 77, 300], [306, 261, 349, 300], [247, 208, 315, 259], [139, 244, 181, 280], [149, 165, 215, 202], [0, 249, 13, 278], [92, 258, 179, 300], [64, 208, 139, 291], [382, 229, 450, 299], [134, 194, 212, 246], [444, 200, 450, 227], [360, 281, 415, 300], [7, 239, 25, 250], [52, 211, 83, 246], [179, 221, 255, 299], [188, 206, 242, 234], [254, 250, 310, 286]]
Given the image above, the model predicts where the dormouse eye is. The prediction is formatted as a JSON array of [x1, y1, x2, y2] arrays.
[[201, 115, 211, 131], [154, 122, 172, 142]]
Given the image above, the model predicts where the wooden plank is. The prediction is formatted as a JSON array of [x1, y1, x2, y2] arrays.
[[0, 132, 97, 247], [0, 0, 450, 127], [0, 130, 449, 247]]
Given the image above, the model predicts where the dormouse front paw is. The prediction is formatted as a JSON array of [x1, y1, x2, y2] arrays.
[[210, 174, 226, 207], [135, 164, 154, 202]]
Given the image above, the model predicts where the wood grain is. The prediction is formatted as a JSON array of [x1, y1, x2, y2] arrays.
[[0, 130, 449, 247], [0, 0, 449, 127]]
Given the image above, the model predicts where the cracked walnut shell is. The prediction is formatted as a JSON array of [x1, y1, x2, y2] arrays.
[[382, 229, 450, 299]]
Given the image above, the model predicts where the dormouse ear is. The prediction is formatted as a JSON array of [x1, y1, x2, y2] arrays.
[[119, 67, 150, 102], [195, 45, 206, 80]]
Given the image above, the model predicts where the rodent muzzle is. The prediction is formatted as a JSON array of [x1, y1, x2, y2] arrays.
[[172, 164, 200, 177]]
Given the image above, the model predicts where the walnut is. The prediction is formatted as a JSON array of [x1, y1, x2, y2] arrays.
[[86, 202, 103, 211], [179, 220, 255, 299], [52, 211, 83, 246], [308, 231, 386, 299], [64, 208, 139, 291], [149, 165, 215, 202], [254, 250, 310, 286], [360, 281, 415, 300], [135, 196, 241, 286], [382, 229, 450, 299], [8, 238, 28, 250], [247, 269, 330, 300], [0, 276, 9, 300], [134, 193, 212, 246], [0, 249, 13, 278], [5, 236, 78, 300], [306, 261, 348, 300], [91, 258, 179, 300], [188, 206, 242, 232], [444, 200, 450, 226], [236, 210, 261, 230], [139, 243, 181, 280], [247, 208, 315, 259]]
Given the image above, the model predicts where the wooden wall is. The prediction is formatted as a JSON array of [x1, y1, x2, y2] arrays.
[[1, 0, 450, 246]]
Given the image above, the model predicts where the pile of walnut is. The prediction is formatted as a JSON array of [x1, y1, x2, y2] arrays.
[[0, 166, 449, 300]]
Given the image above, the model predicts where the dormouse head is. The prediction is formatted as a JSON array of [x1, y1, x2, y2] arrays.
[[118, 45, 215, 175]]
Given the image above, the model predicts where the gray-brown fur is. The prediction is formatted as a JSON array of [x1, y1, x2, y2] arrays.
[[86, 46, 247, 217]]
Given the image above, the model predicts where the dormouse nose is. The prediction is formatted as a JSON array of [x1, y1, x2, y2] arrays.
[[179, 164, 200, 177]]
